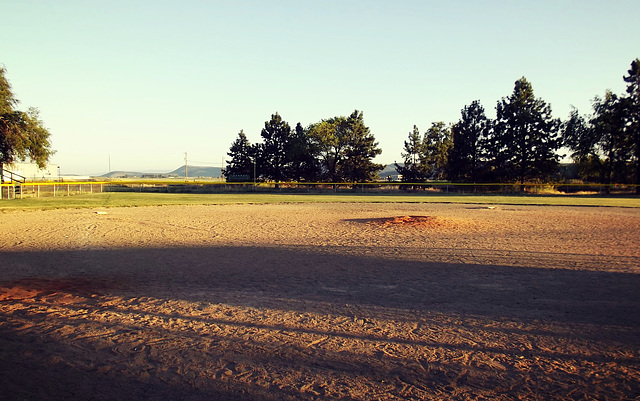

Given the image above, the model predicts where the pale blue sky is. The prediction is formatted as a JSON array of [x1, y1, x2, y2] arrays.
[[1, 0, 638, 175]]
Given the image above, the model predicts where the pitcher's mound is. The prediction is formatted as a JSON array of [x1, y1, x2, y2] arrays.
[[353, 215, 450, 228]]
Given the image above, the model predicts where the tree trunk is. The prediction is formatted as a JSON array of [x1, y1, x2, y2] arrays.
[[604, 148, 613, 195], [636, 160, 640, 195], [604, 165, 612, 195]]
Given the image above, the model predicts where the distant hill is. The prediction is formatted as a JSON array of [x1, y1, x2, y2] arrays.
[[101, 165, 399, 179], [169, 165, 222, 178], [100, 170, 146, 178], [99, 165, 221, 178], [379, 163, 400, 179]]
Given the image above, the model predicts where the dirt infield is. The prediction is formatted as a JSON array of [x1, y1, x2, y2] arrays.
[[0, 202, 639, 400]]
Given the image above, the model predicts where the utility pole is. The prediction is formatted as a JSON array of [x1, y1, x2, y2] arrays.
[[184, 152, 188, 180]]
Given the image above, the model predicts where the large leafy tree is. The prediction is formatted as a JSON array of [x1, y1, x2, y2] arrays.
[[490, 77, 561, 184], [422, 122, 452, 180], [0, 67, 17, 115], [307, 118, 346, 181], [623, 58, 640, 193], [260, 112, 293, 183], [448, 100, 491, 182], [0, 66, 53, 182], [308, 110, 383, 182], [225, 130, 257, 181]]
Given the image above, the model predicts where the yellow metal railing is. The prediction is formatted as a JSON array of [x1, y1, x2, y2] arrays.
[[1, 182, 109, 199]]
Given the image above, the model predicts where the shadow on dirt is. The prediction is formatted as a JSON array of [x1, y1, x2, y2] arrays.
[[3, 245, 637, 326], [1, 245, 639, 400]]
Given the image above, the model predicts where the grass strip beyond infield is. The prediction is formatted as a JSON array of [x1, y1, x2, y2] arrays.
[[1, 192, 640, 211]]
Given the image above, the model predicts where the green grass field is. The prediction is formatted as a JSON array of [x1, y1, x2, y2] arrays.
[[1, 191, 640, 211]]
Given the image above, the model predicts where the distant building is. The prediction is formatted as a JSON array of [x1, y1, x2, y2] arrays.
[[4, 162, 59, 182]]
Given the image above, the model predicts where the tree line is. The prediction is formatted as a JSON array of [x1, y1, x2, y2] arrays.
[[227, 59, 640, 191], [225, 110, 384, 184], [414, 58, 639, 191], [402, 77, 562, 186]]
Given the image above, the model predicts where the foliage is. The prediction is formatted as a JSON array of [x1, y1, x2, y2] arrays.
[[590, 91, 631, 185], [340, 110, 384, 182], [260, 112, 293, 183], [307, 117, 348, 182], [228, 110, 382, 183], [422, 122, 452, 180], [288, 123, 320, 181], [307, 110, 383, 182], [0, 67, 18, 115], [395, 122, 452, 182], [563, 107, 592, 160], [563, 107, 602, 182], [489, 77, 561, 184], [0, 66, 54, 181], [561, 59, 640, 191], [623, 58, 640, 193], [224, 130, 257, 181], [448, 100, 491, 182], [395, 125, 428, 182], [563, 91, 631, 187]]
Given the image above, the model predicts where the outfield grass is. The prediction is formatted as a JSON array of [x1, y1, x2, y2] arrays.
[[1, 191, 640, 211]]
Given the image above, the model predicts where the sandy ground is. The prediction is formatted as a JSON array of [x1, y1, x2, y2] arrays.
[[0, 202, 639, 400]]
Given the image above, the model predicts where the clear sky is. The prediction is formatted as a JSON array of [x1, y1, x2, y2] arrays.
[[1, 0, 639, 175]]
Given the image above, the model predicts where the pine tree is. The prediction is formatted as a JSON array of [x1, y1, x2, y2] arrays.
[[395, 125, 428, 182], [448, 101, 491, 182], [225, 130, 256, 181], [260, 112, 293, 184], [490, 77, 561, 184], [341, 110, 384, 182], [288, 123, 319, 181]]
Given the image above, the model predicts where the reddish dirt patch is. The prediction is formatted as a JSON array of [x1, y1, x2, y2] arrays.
[[352, 215, 451, 228], [0, 278, 113, 303]]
